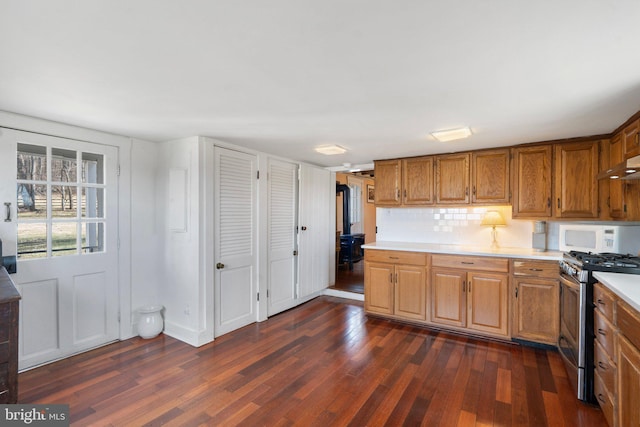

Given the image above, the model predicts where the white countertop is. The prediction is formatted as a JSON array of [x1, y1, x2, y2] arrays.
[[593, 272, 640, 313], [361, 241, 563, 261]]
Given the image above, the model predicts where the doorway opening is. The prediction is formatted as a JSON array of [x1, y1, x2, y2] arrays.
[[333, 171, 375, 294]]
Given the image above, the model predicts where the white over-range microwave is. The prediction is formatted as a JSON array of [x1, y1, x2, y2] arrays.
[[558, 224, 640, 254]]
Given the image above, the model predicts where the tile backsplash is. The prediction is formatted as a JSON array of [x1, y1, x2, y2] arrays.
[[376, 206, 560, 250]]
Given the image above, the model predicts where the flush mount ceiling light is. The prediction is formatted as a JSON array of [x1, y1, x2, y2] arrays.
[[430, 127, 472, 142], [315, 145, 347, 155]]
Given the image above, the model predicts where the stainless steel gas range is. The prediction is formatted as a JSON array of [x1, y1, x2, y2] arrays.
[[559, 251, 640, 403]]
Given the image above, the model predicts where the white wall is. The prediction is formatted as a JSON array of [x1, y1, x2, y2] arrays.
[[130, 139, 162, 326], [376, 206, 561, 250]]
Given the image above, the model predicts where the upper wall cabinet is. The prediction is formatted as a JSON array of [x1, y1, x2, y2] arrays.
[[608, 134, 627, 219], [402, 156, 434, 205], [374, 157, 434, 207], [471, 149, 510, 204], [435, 153, 470, 204], [374, 159, 402, 206], [554, 140, 599, 219], [622, 118, 640, 159], [512, 145, 552, 218]]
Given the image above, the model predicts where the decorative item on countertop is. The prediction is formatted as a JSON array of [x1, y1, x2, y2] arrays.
[[481, 210, 506, 249], [137, 305, 164, 339]]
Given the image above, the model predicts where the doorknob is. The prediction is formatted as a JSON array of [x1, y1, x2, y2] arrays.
[[301, 226, 307, 231], [4, 202, 11, 222], [216, 263, 225, 269]]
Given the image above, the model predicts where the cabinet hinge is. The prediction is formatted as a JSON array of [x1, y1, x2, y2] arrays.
[[257, 171, 260, 179], [117, 164, 121, 176], [257, 292, 260, 301]]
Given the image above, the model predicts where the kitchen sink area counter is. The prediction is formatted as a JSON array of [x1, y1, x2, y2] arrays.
[[362, 241, 563, 261]]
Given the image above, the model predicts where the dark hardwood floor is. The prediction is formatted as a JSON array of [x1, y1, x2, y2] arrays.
[[19, 296, 605, 426], [333, 260, 364, 294]]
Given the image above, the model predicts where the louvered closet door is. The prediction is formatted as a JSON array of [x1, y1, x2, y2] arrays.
[[214, 147, 258, 337], [267, 159, 298, 316]]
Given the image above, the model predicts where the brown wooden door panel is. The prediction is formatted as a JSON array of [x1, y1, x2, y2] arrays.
[[554, 141, 599, 219], [512, 145, 552, 218], [431, 268, 466, 327], [472, 149, 510, 204], [394, 265, 426, 321], [374, 160, 401, 206], [435, 153, 470, 204], [467, 272, 508, 336], [403, 156, 434, 205], [364, 262, 394, 315]]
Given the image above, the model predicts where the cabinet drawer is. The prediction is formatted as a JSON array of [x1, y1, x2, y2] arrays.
[[365, 250, 427, 266], [511, 260, 559, 279], [594, 340, 616, 393], [594, 283, 616, 321], [594, 371, 615, 427], [432, 254, 508, 272], [594, 309, 616, 357], [618, 299, 640, 350]]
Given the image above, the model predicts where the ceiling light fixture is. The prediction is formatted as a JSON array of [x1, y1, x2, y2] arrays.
[[431, 127, 472, 142], [315, 145, 347, 155]]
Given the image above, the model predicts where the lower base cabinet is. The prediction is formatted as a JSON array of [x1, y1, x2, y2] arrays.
[[364, 250, 427, 321], [431, 267, 508, 337]]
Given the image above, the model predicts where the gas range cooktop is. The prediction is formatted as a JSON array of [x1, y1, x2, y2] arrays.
[[565, 250, 640, 273]]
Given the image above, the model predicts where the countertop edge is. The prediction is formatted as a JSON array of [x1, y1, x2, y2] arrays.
[[361, 242, 563, 261], [593, 271, 640, 313]]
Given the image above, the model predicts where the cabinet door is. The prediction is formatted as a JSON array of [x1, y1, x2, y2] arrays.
[[374, 160, 401, 206], [435, 153, 470, 204], [618, 335, 640, 427], [608, 134, 626, 219], [364, 262, 394, 315], [512, 277, 559, 344], [622, 119, 640, 159], [402, 156, 434, 205], [554, 141, 599, 218], [431, 268, 466, 327], [472, 149, 510, 204], [467, 272, 508, 336], [394, 265, 426, 321], [512, 145, 552, 218]]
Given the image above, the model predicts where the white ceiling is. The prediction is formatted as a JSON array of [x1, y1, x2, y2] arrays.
[[2, 1, 640, 168]]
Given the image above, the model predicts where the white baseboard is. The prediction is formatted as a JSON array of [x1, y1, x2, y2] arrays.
[[322, 288, 364, 301]]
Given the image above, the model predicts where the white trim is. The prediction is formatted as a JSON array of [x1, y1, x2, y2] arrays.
[[162, 321, 213, 347], [322, 288, 365, 301]]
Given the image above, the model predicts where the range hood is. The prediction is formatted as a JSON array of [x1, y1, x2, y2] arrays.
[[597, 154, 640, 180]]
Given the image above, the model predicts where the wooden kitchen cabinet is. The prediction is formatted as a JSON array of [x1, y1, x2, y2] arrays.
[[554, 140, 599, 219], [402, 156, 434, 205], [617, 299, 640, 427], [608, 134, 627, 219], [374, 159, 402, 206], [0, 268, 20, 404], [364, 250, 427, 321], [621, 118, 640, 159], [374, 157, 434, 207], [511, 259, 559, 345], [435, 153, 470, 204], [471, 148, 510, 204], [512, 145, 552, 218], [430, 255, 509, 337]]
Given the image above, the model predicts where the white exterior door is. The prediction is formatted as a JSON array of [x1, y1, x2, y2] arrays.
[[298, 165, 332, 298], [267, 159, 298, 316], [0, 128, 119, 370], [214, 147, 258, 336]]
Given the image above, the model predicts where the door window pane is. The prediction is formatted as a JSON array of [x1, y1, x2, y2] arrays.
[[52, 222, 78, 256], [52, 186, 78, 218], [82, 152, 104, 185], [81, 187, 105, 218], [17, 184, 47, 219], [52, 148, 77, 183], [17, 223, 47, 259], [81, 222, 104, 253], [17, 144, 47, 181]]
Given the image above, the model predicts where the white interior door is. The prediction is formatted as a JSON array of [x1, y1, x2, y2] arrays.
[[298, 165, 332, 298], [0, 128, 119, 370], [267, 159, 298, 316], [214, 147, 258, 336]]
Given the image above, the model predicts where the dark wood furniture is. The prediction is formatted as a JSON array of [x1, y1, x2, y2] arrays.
[[0, 266, 20, 403]]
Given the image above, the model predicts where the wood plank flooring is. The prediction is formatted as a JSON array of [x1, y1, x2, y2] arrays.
[[19, 296, 605, 426]]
